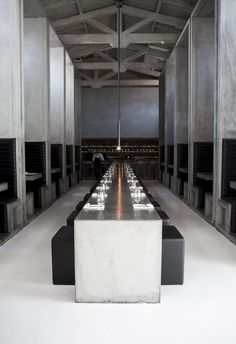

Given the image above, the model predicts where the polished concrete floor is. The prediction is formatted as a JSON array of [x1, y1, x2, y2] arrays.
[[0, 180, 236, 344]]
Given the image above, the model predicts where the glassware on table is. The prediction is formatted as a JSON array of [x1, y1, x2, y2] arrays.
[[134, 188, 141, 204], [131, 180, 137, 191], [97, 191, 105, 207]]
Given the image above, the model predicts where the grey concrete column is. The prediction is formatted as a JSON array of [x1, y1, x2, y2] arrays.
[[189, 16, 215, 206], [214, 0, 236, 229], [158, 72, 165, 181], [65, 53, 76, 185], [164, 51, 176, 188], [174, 44, 189, 193], [24, 17, 51, 202], [0, 0, 25, 225], [74, 78, 82, 179], [49, 46, 66, 186], [74, 78, 82, 146]]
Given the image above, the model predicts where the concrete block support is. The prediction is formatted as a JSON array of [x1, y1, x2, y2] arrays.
[[204, 192, 213, 220], [183, 182, 189, 203], [0, 0, 25, 227], [26, 192, 34, 219]]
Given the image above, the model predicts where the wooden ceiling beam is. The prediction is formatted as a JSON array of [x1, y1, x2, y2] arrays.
[[53, 6, 117, 29], [122, 5, 186, 29], [80, 79, 159, 87], [74, 62, 159, 72], [60, 33, 179, 47]]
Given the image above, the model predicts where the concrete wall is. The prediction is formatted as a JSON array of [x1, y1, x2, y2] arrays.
[[65, 53, 75, 145], [175, 47, 188, 145], [49, 47, 65, 144], [165, 51, 176, 146], [0, 0, 25, 224], [74, 79, 82, 145], [188, 17, 215, 191], [214, 0, 236, 213], [24, 18, 50, 142], [190, 17, 215, 143], [24, 17, 50, 189], [81, 87, 159, 139], [159, 73, 165, 147], [0, 0, 24, 139]]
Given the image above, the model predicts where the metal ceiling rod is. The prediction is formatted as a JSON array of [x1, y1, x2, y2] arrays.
[[116, 0, 124, 151]]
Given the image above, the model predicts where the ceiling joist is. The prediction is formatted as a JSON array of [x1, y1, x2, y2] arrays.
[[53, 6, 117, 29], [74, 62, 160, 72], [60, 33, 179, 48], [80, 79, 159, 87], [122, 5, 186, 30]]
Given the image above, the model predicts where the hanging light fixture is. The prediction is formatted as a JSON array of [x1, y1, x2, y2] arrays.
[[116, 0, 124, 152]]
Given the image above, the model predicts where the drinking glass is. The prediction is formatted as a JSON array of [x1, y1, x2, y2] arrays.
[[134, 188, 141, 204], [131, 180, 137, 191], [97, 192, 105, 207]]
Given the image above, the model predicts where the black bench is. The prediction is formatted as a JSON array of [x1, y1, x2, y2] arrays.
[[51, 226, 75, 285], [162, 225, 185, 285], [51, 224, 185, 286], [156, 210, 170, 226]]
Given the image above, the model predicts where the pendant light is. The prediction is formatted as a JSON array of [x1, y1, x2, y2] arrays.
[[116, 0, 124, 151]]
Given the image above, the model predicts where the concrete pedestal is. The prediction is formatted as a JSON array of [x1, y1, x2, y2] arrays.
[[26, 192, 34, 219], [216, 199, 232, 233], [75, 220, 162, 303], [51, 182, 56, 202], [183, 182, 189, 203], [74, 164, 162, 303], [40, 185, 50, 208], [204, 192, 213, 221]]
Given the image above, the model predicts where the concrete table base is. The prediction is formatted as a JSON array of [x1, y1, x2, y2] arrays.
[[75, 220, 162, 303]]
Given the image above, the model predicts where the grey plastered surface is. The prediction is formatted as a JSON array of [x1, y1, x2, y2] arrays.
[[74, 79, 82, 145], [189, 17, 215, 199], [174, 45, 189, 192], [214, 0, 236, 227], [0, 0, 25, 225], [50, 47, 65, 144], [190, 17, 215, 143], [164, 51, 176, 147], [24, 18, 51, 196], [24, 18, 50, 142], [81, 87, 159, 139], [159, 73, 165, 147], [164, 51, 176, 186]]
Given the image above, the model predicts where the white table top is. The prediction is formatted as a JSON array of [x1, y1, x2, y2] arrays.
[[196, 172, 213, 181], [179, 167, 188, 174], [51, 168, 61, 174], [230, 181, 236, 190], [0, 182, 8, 192], [25, 172, 43, 181]]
